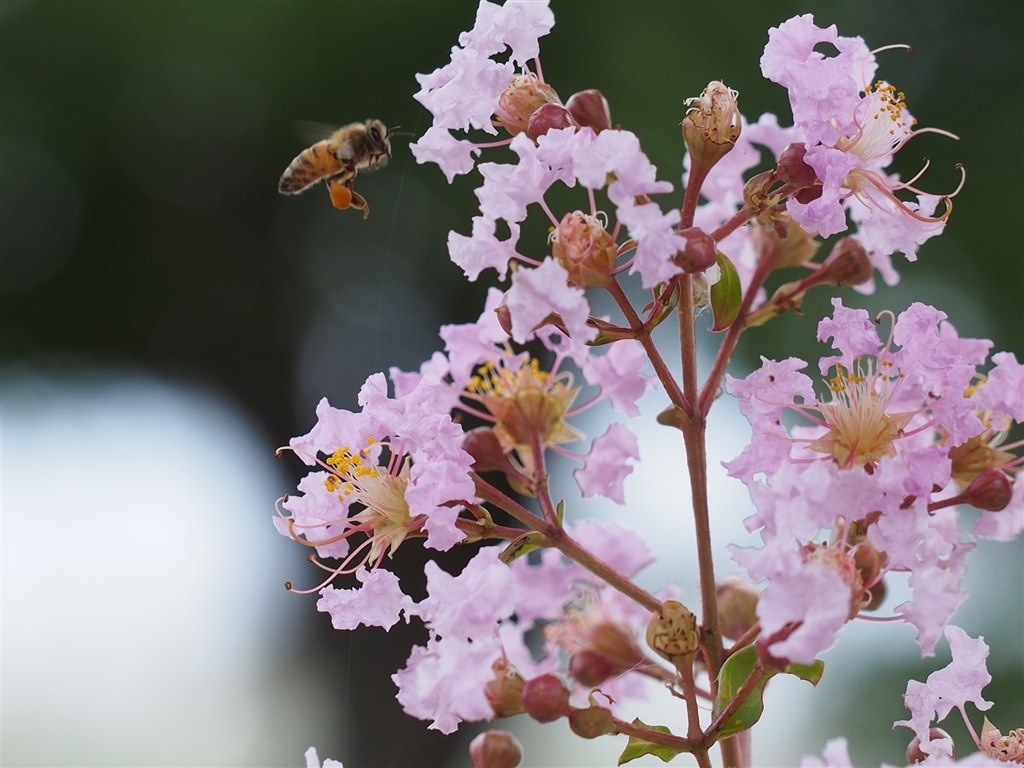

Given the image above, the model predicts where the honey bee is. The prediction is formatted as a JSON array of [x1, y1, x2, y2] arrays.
[[278, 119, 392, 219]]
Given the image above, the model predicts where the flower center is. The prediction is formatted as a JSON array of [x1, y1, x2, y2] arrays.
[[808, 357, 914, 468]]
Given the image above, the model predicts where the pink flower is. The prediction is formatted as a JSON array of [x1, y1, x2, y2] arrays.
[[504, 258, 595, 347], [573, 423, 640, 504], [415, 547, 520, 641], [304, 746, 344, 768], [799, 737, 854, 768], [316, 567, 413, 631], [580, 340, 652, 417], [895, 626, 994, 757], [447, 216, 522, 281], [393, 633, 504, 734], [762, 15, 960, 263]]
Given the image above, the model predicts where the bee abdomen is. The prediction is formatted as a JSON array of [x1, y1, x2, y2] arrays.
[[278, 141, 344, 195]]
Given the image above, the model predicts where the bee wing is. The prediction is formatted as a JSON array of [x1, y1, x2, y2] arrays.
[[292, 120, 339, 145]]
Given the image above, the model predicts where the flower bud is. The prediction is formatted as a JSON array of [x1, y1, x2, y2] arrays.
[[645, 600, 699, 664], [716, 577, 759, 641], [906, 728, 953, 764], [551, 211, 616, 287], [776, 142, 818, 189], [963, 469, 1013, 512], [485, 658, 526, 717], [566, 89, 612, 132], [463, 427, 517, 475], [818, 237, 873, 286], [569, 650, 616, 687], [568, 705, 617, 739], [521, 674, 571, 723], [469, 730, 524, 768], [683, 81, 741, 171], [526, 103, 574, 141], [675, 227, 717, 274], [494, 299, 513, 337], [496, 74, 561, 136]]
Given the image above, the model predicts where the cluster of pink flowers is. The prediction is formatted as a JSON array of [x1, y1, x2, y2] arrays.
[[279, 3, 1022, 767]]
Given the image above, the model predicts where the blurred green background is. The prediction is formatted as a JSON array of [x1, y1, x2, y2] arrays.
[[2, 1, 1021, 766]]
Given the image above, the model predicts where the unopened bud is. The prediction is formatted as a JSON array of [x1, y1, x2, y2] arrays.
[[818, 237, 873, 286], [776, 143, 818, 189], [463, 427, 517, 475], [551, 211, 616, 287], [906, 728, 953, 764], [716, 577, 759, 641], [569, 705, 617, 739], [675, 227, 717, 273], [566, 89, 611, 132], [526, 103, 574, 141], [964, 469, 1013, 512], [496, 74, 561, 136], [569, 650, 616, 687], [521, 674, 571, 723], [469, 730, 524, 768], [645, 600, 699, 664], [494, 299, 513, 337]]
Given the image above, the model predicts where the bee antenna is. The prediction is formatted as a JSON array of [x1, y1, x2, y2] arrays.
[[389, 129, 415, 140]]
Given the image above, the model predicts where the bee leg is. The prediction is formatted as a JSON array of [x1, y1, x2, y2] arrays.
[[348, 189, 370, 220], [326, 179, 354, 211], [326, 179, 370, 219]]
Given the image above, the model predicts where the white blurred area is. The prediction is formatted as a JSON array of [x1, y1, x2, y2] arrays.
[[1, 368, 337, 766]]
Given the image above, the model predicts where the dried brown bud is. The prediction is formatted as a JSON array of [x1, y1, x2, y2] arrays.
[[683, 81, 741, 170]]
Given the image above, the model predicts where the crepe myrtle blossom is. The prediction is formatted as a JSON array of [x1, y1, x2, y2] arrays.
[[448, 127, 685, 291], [760, 14, 963, 264], [276, 371, 477, 592], [726, 300, 1022, 655], [383, 525, 660, 734], [894, 626, 1024, 766]]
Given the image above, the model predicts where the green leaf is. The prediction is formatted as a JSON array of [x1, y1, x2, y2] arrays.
[[618, 720, 685, 765], [711, 646, 773, 739], [710, 251, 742, 332], [785, 659, 825, 686], [555, 499, 565, 525], [498, 531, 548, 564]]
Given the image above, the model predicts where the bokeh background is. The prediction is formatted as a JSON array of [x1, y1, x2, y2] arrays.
[[2, 1, 1021, 766]]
